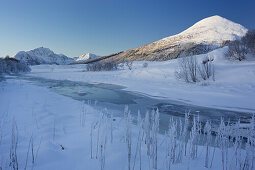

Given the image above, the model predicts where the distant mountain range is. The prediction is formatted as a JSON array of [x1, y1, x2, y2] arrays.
[[13, 47, 101, 65], [13, 47, 74, 65]]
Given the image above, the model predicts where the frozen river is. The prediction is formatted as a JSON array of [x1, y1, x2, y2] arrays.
[[14, 76, 252, 133]]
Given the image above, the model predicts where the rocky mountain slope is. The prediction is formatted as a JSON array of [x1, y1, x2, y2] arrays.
[[14, 47, 74, 65], [99, 15, 247, 63]]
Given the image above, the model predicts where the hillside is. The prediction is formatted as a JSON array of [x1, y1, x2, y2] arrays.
[[98, 15, 247, 63]]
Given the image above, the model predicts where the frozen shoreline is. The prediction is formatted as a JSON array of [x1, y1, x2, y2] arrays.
[[29, 47, 255, 113]]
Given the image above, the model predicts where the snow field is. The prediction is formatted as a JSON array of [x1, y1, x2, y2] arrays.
[[0, 79, 254, 170]]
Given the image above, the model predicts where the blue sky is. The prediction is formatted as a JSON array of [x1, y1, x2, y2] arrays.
[[0, 0, 255, 58]]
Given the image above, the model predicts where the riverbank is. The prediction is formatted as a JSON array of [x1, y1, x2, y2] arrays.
[[29, 47, 255, 113]]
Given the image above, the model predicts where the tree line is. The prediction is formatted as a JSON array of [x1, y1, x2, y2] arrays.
[[0, 56, 31, 75]]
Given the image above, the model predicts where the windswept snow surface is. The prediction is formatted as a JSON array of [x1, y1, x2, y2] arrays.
[[30, 47, 255, 112]]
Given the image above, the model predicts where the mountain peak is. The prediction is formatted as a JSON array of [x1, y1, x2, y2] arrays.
[[169, 15, 248, 44], [76, 53, 100, 61], [187, 15, 240, 30], [14, 47, 74, 65], [197, 15, 226, 23], [98, 15, 248, 63], [28, 47, 54, 56]]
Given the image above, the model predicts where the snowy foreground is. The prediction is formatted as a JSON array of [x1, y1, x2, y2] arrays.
[[0, 78, 254, 170], [0, 47, 255, 170], [30, 47, 255, 112]]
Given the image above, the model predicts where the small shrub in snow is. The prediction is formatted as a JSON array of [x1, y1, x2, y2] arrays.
[[0, 57, 31, 75], [225, 40, 248, 61], [175, 56, 198, 83], [132, 111, 143, 170], [124, 106, 132, 170], [143, 62, 148, 68], [150, 109, 159, 169], [118, 62, 125, 70], [117, 61, 133, 70], [90, 121, 98, 159], [125, 61, 133, 70], [204, 120, 212, 168], [175, 56, 215, 83], [80, 101, 87, 127], [225, 29, 255, 61], [166, 118, 178, 169], [99, 115, 108, 170], [9, 120, 18, 170], [198, 56, 215, 81], [86, 61, 118, 71], [242, 30, 255, 55], [189, 115, 201, 160]]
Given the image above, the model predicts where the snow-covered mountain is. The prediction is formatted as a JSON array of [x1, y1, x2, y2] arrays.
[[100, 15, 248, 62], [75, 53, 100, 61], [14, 47, 74, 65], [162, 15, 247, 45]]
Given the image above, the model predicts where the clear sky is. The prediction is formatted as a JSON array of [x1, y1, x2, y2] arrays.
[[0, 0, 255, 58]]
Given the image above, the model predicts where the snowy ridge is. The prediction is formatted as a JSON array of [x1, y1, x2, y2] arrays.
[[14, 47, 74, 65], [76, 53, 100, 61], [101, 15, 248, 62], [141, 15, 247, 53], [161, 15, 248, 45]]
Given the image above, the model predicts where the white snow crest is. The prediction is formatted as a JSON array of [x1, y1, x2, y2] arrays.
[[76, 53, 100, 61], [162, 15, 248, 45]]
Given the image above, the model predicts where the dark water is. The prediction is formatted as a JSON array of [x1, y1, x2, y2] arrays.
[[13, 76, 252, 133]]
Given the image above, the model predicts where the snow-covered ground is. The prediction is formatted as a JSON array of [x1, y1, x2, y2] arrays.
[[29, 47, 255, 113], [0, 78, 253, 170], [1, 46, 254, 170]]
